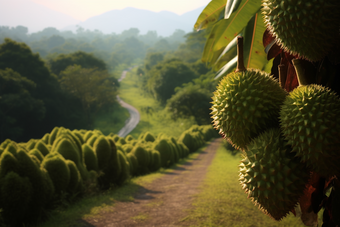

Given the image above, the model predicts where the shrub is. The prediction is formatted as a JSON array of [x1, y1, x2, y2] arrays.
[[149, 150, 161, 172], [48, 127, 60, 145], [34, 140, 50, 156], [93, 136, 111, 170], [122, 144, 134, 153], [130, 144, 150, 171], [41, 153, 70, 195], [0, 150, 19, 178], [126, 153, 138, 176], [82, 144, 98, 171], [66, 160, 82, 194], [143, 132, 156, 142], [16, 149, 46, 223], [153, 139, 174, 167], [116, 151, 130, 185], [29, 148, 45, 162], [41, 133, 50, 144], [83, 131, 94, 142], [52, 138, 80, 166], [0, 171, 33, 227]]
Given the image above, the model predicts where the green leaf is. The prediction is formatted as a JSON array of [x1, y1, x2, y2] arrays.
[[214, 35, 239, 70], [215, 56, 238, 80], [243, 11, 268, 71], [194, 0, 227, 31], [212, 0, 262, 52], [225, 0, 242, 19]]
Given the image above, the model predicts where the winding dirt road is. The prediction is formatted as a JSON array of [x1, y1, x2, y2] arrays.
[[116, 70, 140, 137], [82, 138, 222, 227]]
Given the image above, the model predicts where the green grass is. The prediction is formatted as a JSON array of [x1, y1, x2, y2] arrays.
[[36, 147, 205, 227], [93, 103, 130, 135], [180, 145, 308, 227], [118, 68, 196, 138]]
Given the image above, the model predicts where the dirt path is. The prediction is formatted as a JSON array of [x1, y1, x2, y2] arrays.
[[82, 138, 222, 227]]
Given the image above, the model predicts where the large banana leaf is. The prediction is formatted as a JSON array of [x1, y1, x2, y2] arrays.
[[212, 0, 262, 52], [198, 0, 266, 79], [213, 11, 269, 79], [194, 0, 226, 31], [243, 11, 268, 70]]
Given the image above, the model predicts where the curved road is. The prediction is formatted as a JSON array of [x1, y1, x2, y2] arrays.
[[116, 69, 140, 137]]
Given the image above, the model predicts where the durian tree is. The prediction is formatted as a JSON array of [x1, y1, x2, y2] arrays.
[[196, 0, 340, 226]]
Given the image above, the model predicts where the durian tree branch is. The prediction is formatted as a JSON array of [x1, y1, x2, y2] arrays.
[[235, 36, 247, 73]]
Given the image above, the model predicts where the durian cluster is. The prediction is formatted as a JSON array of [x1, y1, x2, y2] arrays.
[[262, 0, 340, 61], [212, 68, 340, 220], [211, 0, 340, 221]]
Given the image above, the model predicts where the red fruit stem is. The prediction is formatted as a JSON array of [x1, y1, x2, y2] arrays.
[[235, 36, 246, 72]]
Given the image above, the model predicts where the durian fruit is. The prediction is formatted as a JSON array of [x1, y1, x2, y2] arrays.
[[211, 36, 287, 150], [279, 83, 340, 177], [262, 0, 340, 61], [239, 129, 310, 220]]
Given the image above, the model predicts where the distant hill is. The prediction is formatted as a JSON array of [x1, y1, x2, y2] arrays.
[[1, 0, 204, 36], [65, 7, 204, 36], [0, 0, 80, 33]]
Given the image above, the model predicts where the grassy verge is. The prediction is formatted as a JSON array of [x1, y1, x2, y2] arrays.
[[180, 145, 307, 227], [118, 68, 196, 138], [93, 103, 130, 135], [36, 146, 205, 227]]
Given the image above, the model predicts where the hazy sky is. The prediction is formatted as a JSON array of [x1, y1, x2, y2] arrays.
[[31, 0, 211, 21]]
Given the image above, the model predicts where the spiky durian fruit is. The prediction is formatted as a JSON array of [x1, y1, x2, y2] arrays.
[[211, 69, 287, 150], [279, 84, 340, 177], [239, 129, 310, 220], [262, 0, 340, 61]]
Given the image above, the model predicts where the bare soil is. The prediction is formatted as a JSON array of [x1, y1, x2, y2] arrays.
[[80, 138, 222, 227]]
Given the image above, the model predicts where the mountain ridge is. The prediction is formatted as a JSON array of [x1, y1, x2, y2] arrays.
[[0, 1, 204, 36]]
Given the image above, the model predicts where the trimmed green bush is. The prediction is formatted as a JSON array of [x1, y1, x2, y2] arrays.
[[93, 136, 111, 170], [41, 133, 50, 145], [41, 153, 70, 195], [4, 142, 18, 156], [112, 135, 120, 143], [83, 131, 94, 142], [0, 171, 33, 227], [126, 153, 138, 176], [87, 134, 98, 147], [16, 149, 46, 224], [82, 144, 98, 171], [130, 144, 150, 171], [48, 127, 60, 145], [66, 160, 82, 194], [143, 132, 156, 142], [153, 139, 174, 167], [34, 140, 50, 156], [52, 138, 80, 166], [149, 150, 161, 172], [125, 135, 135, 142], [97, 137, 121, 189], [178, 131, 196, 153], [117, 137, 127, 146], [26, 139, 38, 150], [40, 167, 55, 206], [116, 151, 130, 185], [0, 150, 19, 178], [29, 149, 44, 162], [122, 144, 134, 153]]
